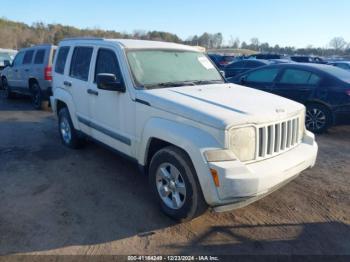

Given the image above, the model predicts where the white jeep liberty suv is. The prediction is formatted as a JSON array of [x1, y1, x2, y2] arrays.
[[51, 38, 318, 221]]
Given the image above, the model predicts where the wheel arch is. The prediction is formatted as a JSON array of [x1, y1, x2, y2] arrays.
[[139, 118, 223, 205]]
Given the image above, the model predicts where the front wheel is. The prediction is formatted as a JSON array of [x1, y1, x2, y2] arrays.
[[149, 146, 207, 222], [2, 78, 15, 99], [306, 104, 332, 134]]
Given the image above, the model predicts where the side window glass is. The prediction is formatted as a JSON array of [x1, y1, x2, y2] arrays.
[[23, 50, 34, 64], [94, 49, 121, 82], [55, 47, 70, 74], [246, 68, 279, 82], [308, 74, 321, 85], [13, 52, 25, 67], [280, 69, 310, 84], [70, 47, 93, 81], [34, 49, 46, 64]]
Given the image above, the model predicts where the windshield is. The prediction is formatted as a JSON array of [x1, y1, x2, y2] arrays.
[[126, 50, 224, 89], [0, 52, 13, 65]]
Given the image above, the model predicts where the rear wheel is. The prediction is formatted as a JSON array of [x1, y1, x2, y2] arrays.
[[58, 107, 83, 149], [149, 146, 207, 222], [31, 82, 42, 110], [2, 78, 15, 99], [306, 103, 332, 134]]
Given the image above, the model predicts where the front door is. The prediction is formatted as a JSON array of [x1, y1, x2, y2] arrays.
[[88, 46, 134, 157]]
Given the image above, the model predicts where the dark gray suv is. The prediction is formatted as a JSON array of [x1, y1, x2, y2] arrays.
[[1, 44, 57, 109]]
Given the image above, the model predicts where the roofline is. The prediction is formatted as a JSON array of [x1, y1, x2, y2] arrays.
[[62, 37, 105, 42]]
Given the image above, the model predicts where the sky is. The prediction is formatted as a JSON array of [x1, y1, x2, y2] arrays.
[[1, 0, 349, 48]]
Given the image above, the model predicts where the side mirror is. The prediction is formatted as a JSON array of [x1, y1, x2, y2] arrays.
[[4, 60, 11, 67], [220, 70, 226, 78], [240, 76, 246, 84], [96, 73, 125, 92]]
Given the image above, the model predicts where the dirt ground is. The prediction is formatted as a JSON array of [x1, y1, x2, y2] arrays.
[[0, 94, 349, 256]]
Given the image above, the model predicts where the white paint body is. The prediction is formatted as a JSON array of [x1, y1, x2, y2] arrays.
[[51, 39, 318, 209]]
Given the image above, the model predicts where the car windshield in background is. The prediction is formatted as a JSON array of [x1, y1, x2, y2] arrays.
[[325, 65, 350, 83], [126, 50, 224, 89], [0, 52, 12, 64]]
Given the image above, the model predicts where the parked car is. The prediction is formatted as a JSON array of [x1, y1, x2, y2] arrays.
[[0, 48, 17, 88], [207, 54, 236, 69], [291, 56, 327, 64], [1, 44, 57, 109], [51, 38, 317, 221], [248, 53, 283, 60], [228, 63, 350, 133], [224, 59, 271, 78], [328, 61, 350, 71]]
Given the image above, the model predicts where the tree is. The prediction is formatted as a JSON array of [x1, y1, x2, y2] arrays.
[[250, 37, 260, 51], [329, 37, 347, 51]]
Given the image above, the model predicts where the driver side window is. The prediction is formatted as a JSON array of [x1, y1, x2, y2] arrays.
[[94, 49, 121, 82], [13, 52, 25, 67]]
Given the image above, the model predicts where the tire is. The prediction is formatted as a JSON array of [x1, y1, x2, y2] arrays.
[[2, 78, 15, 99], [31, 82, 42, 110], [58, 107, 83, 149], [149, 146, 207, 222], [306, 103, 332, 134]]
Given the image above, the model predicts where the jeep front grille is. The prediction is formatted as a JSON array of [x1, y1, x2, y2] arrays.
[[256, 117, 300, 159]]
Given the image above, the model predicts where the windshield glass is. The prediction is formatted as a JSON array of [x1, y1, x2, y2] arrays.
[[0, 52, 13, 65], [126, 50, 224, 88]]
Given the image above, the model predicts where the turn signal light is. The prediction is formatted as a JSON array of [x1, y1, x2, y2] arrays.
[[210, 168, 220, 187]]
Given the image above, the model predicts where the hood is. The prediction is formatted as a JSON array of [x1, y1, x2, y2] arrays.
[[136, 84, 305, 130]]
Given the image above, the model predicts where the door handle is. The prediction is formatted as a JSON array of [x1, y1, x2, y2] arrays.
[[87, 89, 99, 96], [14, 69, 18, 73], [63, 81, 72, 87], [24, 69, 30, 72]]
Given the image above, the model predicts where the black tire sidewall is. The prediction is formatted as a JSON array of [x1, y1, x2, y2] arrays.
[[149, 147, 206, 221], [306, 104, 332, 134], [2, 78, 13, 99], [31, 83, 42, 110]]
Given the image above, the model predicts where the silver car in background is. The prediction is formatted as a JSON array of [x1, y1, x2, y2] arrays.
[[1, 44, 57, 109]]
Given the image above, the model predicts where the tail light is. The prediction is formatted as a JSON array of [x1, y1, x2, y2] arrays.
[[44, 66, 52, 81]]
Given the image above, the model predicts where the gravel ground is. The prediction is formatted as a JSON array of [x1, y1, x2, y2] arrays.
[[0, 94, 349, 255]]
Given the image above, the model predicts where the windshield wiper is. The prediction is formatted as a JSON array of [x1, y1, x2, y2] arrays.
[[144, 81, 196, 89], [191, 80, 225, 85]]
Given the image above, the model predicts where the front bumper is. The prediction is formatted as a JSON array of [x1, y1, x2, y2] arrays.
[[207, 131, 318, 211]]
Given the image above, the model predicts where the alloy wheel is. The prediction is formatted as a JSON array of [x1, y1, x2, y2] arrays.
[[156, 163, 186, 210]]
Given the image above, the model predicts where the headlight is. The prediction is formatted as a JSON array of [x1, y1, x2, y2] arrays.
[[229, 126, 256, 162]]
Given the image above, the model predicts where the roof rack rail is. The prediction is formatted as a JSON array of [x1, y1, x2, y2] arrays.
[[61, 37, 105, 41]]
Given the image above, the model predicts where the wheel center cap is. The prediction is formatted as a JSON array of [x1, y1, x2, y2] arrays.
[[169, 181, 176, 191]]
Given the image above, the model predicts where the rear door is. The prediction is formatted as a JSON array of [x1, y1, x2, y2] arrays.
[[274, 68, 321, 103], [65, 45, 95, 136], [243, 67, 280, 92], [21, 49, 35, 90]]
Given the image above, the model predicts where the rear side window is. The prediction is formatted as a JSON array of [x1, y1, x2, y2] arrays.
[[70, 47, 93, 81], [34, 49, 45, 64], [247, 68, 279, 82], [23, 50, 34, 64], [94, 49, 121, 82], [55, 47, 70, 74], [280, 69, 321, 85]]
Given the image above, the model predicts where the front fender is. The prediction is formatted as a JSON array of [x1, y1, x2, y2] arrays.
[[51, 88, 79, 130], [138, 117, 224, 205]]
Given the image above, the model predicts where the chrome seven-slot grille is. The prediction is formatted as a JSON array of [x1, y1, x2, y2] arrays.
[[256, 117, 300, 159]]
